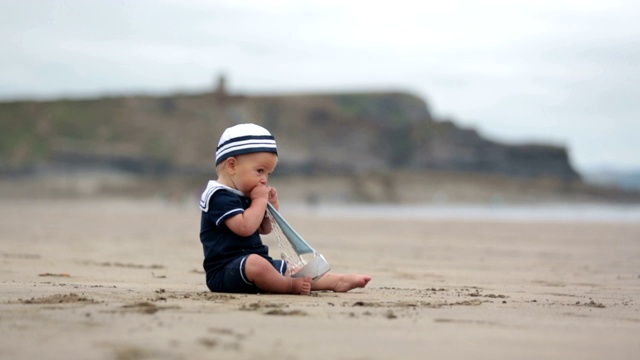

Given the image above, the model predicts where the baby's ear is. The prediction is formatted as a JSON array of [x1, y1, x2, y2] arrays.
[[226, 157, 237, 172]]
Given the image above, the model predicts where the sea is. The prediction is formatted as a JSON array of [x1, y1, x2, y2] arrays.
[[286, 202, 640, 223]]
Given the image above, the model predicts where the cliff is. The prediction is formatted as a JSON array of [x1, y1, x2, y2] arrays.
[[0, 89, 580, 182]]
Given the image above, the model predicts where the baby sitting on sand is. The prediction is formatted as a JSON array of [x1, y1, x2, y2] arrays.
[[198, 123, 371, 294]]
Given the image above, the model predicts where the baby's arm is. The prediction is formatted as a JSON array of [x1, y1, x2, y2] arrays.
[[224, 186, 270, 237]]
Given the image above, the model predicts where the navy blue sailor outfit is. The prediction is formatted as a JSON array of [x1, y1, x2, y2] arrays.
[[199, 180, 286, 293]]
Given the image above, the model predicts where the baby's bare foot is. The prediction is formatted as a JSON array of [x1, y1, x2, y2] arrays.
[[333, 274, 372, 292], [290, 277, 312, 295]]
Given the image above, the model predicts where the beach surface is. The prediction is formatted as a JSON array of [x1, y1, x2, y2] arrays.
[[1, 198, 639, 360]]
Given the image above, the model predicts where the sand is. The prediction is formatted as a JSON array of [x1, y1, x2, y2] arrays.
[[1, 198, 639, 360]]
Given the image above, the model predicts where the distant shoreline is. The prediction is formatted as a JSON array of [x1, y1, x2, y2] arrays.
[[2, 169, 639, 205]]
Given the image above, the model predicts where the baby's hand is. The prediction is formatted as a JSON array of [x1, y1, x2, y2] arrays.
[[250, 184, 270, 201], [268, 187, 279, 210]]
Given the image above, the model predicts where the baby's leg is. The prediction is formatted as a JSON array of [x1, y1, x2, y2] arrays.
[[245, 255, 311, 294], [312, 272, 372, 292]]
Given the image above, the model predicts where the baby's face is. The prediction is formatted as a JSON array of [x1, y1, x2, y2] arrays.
[[232, 152, 278, 195]]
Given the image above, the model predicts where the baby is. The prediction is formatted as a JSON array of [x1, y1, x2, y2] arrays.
[[199, 123, 371, 294]]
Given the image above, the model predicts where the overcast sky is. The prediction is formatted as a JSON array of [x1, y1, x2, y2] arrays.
[[2, 0, 639, 172]]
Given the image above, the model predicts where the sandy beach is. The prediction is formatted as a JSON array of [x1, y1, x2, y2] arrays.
[[1, 198, 639, 360]]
